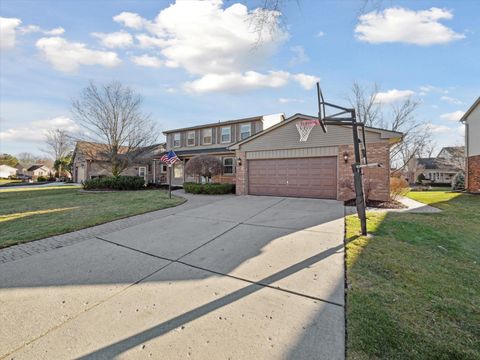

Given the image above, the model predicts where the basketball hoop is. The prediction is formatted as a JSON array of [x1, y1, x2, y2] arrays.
[[296, 119, 319, 142]]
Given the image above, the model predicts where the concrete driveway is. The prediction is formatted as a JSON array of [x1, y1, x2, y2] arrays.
[[0, 193, 345, 360]]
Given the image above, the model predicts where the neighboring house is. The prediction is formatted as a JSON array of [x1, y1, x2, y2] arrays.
[[15, 163, 27, 175], [163, 114, 285, 185], [26, 165, 51, 179], [414, 146, 465, 185], [228, 113, 402, 201], [72, 141, 166, 183], [461, 97, 480, 193], [0, 164, 18, 178]]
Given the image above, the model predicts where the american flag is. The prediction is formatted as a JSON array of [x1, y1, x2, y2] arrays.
[[160, 150, 180, 165]]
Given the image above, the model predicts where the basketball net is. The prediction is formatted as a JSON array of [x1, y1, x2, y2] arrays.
[[296, 119, 320, 142]]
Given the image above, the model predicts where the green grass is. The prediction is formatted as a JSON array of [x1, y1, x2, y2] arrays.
[[346, 191, 480, 359], [0, 179, 23, 186], [0, 187, 185, 248]]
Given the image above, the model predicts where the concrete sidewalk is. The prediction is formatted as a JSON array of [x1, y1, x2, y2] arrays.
[[0, 193, 345, 359]]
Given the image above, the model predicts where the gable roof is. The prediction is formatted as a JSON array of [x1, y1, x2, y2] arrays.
[[228, 113, 403, 150], [162, 114, 269, 134], [27, 164, 48, 171], [417, 158, 457, 171], [460, 96, 480, 122], [438, 146, 464, 157], [73, 141, 166, 161]]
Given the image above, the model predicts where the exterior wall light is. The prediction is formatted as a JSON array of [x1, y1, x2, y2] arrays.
[[343, 152, 349, 163], [237, 157, 242, 167]]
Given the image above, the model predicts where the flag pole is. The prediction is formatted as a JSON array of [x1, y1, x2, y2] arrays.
[[168, 164, 172, 199]]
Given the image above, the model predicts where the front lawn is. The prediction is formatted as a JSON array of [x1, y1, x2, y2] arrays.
[[0, 179, 23, 186], [346, 191, 480, 359], [0, 187, 185, 248]]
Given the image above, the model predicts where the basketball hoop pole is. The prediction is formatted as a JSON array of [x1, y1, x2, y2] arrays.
[[315, 82, 368, 236], [350, 110, 368, 236]]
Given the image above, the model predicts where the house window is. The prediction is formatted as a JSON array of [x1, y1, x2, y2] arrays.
[[221, 127, 231, 143], [223, 157, 235, 174], [240, 123, 251, 140], [160, 164, 167, 173], [138, 166, 146, 180], [173, 133, 181, 147], [187, 131, 195, 146], [203, 128, 212, 144]]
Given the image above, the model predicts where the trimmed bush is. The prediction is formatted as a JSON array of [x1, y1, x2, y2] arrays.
[[183, 182, 235, 195], [451, 171, 465, 191], [37, 176, 47, 182], [82, 176, 145, 190], [390, 177, 409, 201]]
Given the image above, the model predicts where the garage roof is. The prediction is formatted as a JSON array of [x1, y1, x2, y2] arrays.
[[228, 113, 403, 150]]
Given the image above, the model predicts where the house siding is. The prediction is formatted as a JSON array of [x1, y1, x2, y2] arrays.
[[239, 121, 384, 152]]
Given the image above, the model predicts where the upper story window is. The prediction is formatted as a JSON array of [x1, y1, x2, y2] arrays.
[[187, 131, 195, 146], [173, 133, 181, 147], [240, 123, 251, 140], [221, 126, 231, 143], [203, 128, 212, 145]]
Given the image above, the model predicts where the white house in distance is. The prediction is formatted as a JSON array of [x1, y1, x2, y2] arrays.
[[0, 164, 17, 178], [461, 97, 480, 193]]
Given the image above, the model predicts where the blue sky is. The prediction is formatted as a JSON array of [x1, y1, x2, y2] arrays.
[[1, 0, 479, 156]]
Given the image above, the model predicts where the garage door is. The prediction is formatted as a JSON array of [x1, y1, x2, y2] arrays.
[[248, 157, 337, 199]]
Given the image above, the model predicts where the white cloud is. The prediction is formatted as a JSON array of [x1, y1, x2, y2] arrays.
[[184, 71, 290, 93], [440, 110, 465, 121], [20, 24, 65, 36], [45, 27, 65, 36], [355, 7, 464, 45], [0, 116, 80, 142], [135, 34, 167, 48], [131, 54, 163, 68], [317, 31, 325, 38], [374, 89, 415, 103], [184, 71, 318, 93], [420, 85, 448, 94], [289, 46, 309, 65], [292, 73, 319, 90], [425, 123, 451, 134], [36, 37, 121, 72], [0, 17, 22, 49], [113, 12, 145, 29], [113, 1, 317, 93], [279, 98, 304, 104], [440, 96, 462, 105], [92, 31, 133, 48]]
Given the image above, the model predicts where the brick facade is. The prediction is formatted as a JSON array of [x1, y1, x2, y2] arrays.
[[467, 155, 480, 193], [236, 142, 391, 201], [235, 152, 248, 195], [338, 142, 390, 202]]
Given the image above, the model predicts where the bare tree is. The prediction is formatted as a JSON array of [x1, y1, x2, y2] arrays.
[[185, 155, 223, 183], [43, 129, 73, 160], [348, 82, 382, 127], [348, 82, 428, 173], [71, 81, 158, 177]]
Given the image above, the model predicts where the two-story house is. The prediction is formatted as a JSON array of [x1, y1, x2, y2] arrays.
[[163, 114, 285, 185], [461, 96, 480, 193], [414, 146, 465, 185]]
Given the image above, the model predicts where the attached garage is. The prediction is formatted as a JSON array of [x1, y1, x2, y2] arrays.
[[248, 157, 337, 199], [230, 113, 403, 201]]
